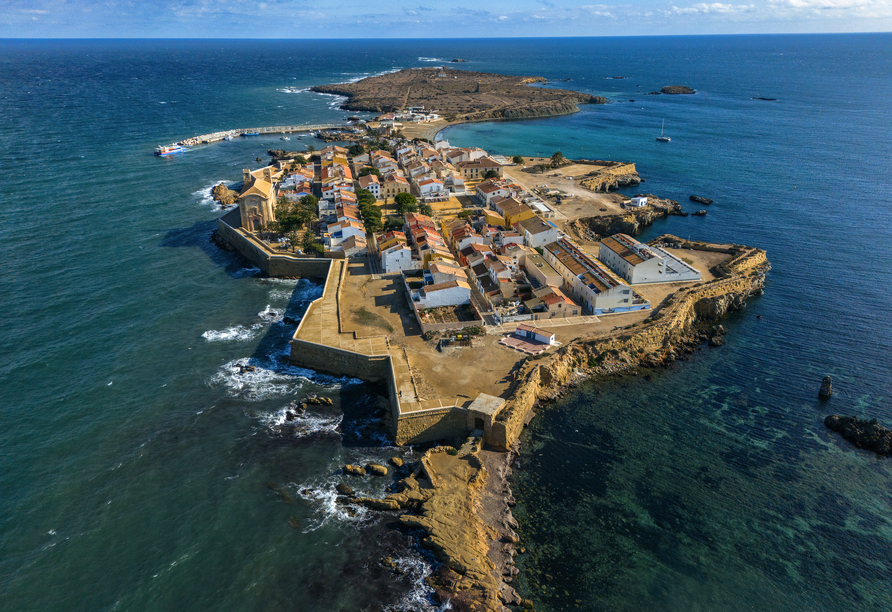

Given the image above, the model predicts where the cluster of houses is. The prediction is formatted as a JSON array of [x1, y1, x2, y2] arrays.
[[351, 138, 502, 203]]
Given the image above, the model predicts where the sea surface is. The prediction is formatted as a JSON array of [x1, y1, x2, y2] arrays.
[[1, 36, 891, 611]]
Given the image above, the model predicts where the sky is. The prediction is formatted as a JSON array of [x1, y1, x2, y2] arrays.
[[1, 0, 890, 37]]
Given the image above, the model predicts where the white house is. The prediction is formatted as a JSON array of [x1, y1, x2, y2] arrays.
[[629, 196, 648, 208], [598, 234, 701, 284], [514, 323, 555, 345], [518, 216, 560, 249], [416, 177, 444, 195], [356, 174, 381, 199], [381, 244, 418, 273], [412, 280, 472, 308]]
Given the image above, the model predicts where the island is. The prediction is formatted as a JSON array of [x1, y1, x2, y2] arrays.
[[201, 106, 769, 611], [310, 67, 606, 124]]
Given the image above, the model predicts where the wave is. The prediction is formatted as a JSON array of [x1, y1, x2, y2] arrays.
[[417, 57, 445, 63], [232, 266, 261, 278], [209, 350, 360, 401], [388, 550, 446, 612], [192, 180, 230, 208], [257, 304, 283, 323], [278, 86, 309, 94], [296, 480, 372, 532], [201, 323, 263, 342], [259, 403, 343, 438]]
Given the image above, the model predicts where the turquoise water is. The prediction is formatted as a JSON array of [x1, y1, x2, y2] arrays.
[[1, 36, 891, 611]]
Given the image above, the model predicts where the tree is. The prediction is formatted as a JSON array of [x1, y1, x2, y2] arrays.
[[301, 230, 317, 252], [394, 192, 417, 215], [362, 208, 383, 234], [483, 169, 500, 179], [512, 155, 524, 165], [306, 145, 315, 152], [359, 167, 381, 177], [356, 188, 376, 207], [294, 155, 308, 165], [348, 144, 365, 157], [419, 203, 434, 217], [287, 231, 300, 253], [456, 209, 474, 219], [550, 151, 565, 167]]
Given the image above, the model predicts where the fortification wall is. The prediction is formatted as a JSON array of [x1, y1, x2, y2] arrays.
[[217, 212, 331, 279], [395, 406, 470, 445]]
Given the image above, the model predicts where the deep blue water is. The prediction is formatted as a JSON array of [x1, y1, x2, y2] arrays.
[[1, 36, 891, 611]]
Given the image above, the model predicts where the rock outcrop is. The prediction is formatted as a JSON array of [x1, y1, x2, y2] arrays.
[[211, 183, 239, 207], [825, 415, 892, 455], [819, 376, 833, 398], [662, 85, 696, 94], [565, 196, 683, 240], [690, 195, 713, 205]]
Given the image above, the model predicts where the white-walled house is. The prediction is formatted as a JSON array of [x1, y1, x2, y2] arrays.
[[381, 244, 419, 273], [629, 196, 648, 208], [518, 216, 560, 249], [408, 280, 472, 308], [598, 234, 701, 284]]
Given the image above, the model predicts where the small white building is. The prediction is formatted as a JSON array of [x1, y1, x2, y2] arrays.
[[356, 174, 381, 199], [412, 280, 472, 308], [518, 216, 560, 249], [629, 196, 648, 208], [514, 324, 555, 345], [382, 245, 418, 273]]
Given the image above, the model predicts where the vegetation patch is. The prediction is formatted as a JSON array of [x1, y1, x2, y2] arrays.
[[353, 307, 394, 333]]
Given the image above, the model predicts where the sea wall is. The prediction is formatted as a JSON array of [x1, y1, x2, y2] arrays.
[[217, 210, 331, 279], [490, 237, 770, 450]]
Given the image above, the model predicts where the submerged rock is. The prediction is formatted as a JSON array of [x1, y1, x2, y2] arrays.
[[825, 415, 892, 455], [819, 375, 833, 398], [690, 195, 713, 204], [661, 85, 695, 94]]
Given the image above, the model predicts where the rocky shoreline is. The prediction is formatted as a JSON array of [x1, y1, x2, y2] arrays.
[[565, 196, 685, 242]]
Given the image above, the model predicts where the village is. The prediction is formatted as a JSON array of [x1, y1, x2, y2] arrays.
[[216, 113, 729, 444]]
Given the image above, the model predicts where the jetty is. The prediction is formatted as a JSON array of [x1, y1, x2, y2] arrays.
[[171, 123, 343, 147]]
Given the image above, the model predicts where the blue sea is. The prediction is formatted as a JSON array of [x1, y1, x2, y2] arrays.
[[1, 36, 891, 611]]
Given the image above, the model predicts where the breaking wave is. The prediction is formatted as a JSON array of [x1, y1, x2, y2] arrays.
[[387, 551, 446, 612], [257, 304, 283, 323], [209, 351, 360, 401], [232, 266, 261, 278], [295, 480, 372, 532], [193, 181, 230, 208], [201, 323, 263, 342], [259, 402, 343, 438]]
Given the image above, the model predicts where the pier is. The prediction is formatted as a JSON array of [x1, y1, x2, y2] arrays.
[[172, 123, 344, 147]]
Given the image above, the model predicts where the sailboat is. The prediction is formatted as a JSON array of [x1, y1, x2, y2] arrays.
[[656, 120, 671, 142]]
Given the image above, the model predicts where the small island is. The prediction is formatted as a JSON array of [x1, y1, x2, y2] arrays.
[[310, 67, 606, 123]]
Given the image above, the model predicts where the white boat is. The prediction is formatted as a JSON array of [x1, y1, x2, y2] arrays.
[[280, 136, 290, 141], [656, 120, 671, 142], [225, 134, 234, 141]]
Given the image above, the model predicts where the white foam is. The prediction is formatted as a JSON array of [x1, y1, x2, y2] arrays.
[[260, 404, 343, 439], [296, 482, 371, 532], [417, 57, 445, 63], [209, 351, 360, 401], [193, 181, 230, 208], [390, 551, 445, 612], [202, 324, 263, 342], [257, 305, 283, 323]]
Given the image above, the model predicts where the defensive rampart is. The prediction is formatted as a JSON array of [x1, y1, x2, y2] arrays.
[[217, 209, 331, 279]]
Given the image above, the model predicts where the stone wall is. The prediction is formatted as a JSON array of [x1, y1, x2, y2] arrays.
[[395, 406, 470, 445], [217, 210, 331, 279]]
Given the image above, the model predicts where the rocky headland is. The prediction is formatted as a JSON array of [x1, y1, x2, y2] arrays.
[[565, 196, 684, 241], [310, 67, 606, 121]]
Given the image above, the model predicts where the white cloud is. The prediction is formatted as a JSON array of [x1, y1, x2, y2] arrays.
[[20, 8, 48, 13], [668, 3, 756, 14], [499, 14, 508, 19]]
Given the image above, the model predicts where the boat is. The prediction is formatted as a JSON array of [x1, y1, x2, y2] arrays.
[[154, 144, 184, 156], [656, 120, 671, 142], [280, 136, 290, 141], [242, 131, 260, 137], [225, 134, 234, 141]]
